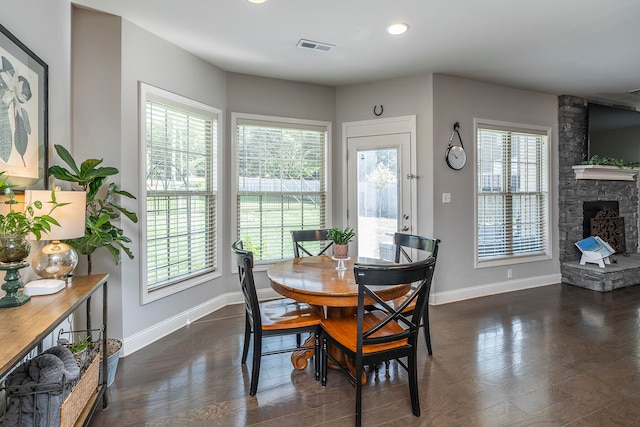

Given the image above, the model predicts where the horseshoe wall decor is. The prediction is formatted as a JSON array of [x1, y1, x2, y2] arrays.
[[373, 105, 383, 116]]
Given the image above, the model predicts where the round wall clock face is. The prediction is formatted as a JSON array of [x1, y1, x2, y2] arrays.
[[446, 145, 466, 170]]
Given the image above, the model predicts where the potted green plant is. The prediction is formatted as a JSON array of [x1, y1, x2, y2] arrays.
[[0, 172, 64, 263], [328, 226, 355, 259], [48, 144, 138, 275], [48, 144, 137, 387]]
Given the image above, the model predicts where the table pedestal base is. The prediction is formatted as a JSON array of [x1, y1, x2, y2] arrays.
[[291, 333, 316, 370]]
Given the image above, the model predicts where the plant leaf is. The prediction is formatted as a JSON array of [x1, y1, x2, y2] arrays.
[[79, 158, 104, 176], [106, 244, 121, 264], [54, 144, 80, 174], [94, 213, 111, 228], [48, 165, 84, 183]]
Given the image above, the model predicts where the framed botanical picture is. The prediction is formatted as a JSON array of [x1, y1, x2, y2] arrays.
[[0, 22, 48, 190]]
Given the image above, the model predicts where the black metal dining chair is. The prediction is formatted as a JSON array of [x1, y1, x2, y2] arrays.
[[290, 229, 333, 258], [320, 257, 437, 426], [389, 233, 440, 355], [232, 240, 322, 396]]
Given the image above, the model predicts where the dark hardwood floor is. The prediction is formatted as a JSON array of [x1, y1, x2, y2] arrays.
[[89, 284, 640, 426]]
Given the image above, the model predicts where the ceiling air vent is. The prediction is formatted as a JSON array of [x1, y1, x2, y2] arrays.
[[297, 39, 334, 52], [628, 88, 640, 96]]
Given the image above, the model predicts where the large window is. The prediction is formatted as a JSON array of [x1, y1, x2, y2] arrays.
[[476, 120, 550, 266], [233, 113, 330, 263], [140, 83, 220, 301]]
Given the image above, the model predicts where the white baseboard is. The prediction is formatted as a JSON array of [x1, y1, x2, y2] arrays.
[[121, 287, 280, 357], [122, 276, 560, 356], [430, 273, 562, 305]]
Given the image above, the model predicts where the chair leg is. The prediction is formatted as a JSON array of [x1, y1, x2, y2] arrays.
[[355, 357, 363, 427], [314, 331, 320, 381], [423, 309, 432, 355], [241, 314, 251, 364], [249, 330, 262, 396], [321, 336, 328, 386], [408, 351, 420, 417]]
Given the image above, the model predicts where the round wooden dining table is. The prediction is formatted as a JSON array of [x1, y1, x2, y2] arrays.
[[267, 255, 410, 308], [267, 255, 411, 374]]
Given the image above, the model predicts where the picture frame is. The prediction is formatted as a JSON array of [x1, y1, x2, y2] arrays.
[[0, 22, 48, 190]]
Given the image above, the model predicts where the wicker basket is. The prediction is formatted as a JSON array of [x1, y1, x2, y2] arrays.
[[60, 353, 100, 427]]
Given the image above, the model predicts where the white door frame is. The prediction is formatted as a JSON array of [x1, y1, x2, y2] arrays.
[[342, 115, 417, 236]]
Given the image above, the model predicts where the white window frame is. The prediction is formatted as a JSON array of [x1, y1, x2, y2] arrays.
[[139, 82, 222, 304], [474, 118, 552, 268], [231, 112, 331, 269]]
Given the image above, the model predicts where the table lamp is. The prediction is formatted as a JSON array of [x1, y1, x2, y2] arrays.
[[25, 190, 86, 282]]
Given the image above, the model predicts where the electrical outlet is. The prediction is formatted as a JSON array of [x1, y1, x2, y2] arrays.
[[442, 193, 451, 203]]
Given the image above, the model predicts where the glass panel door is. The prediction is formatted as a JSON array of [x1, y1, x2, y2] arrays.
[[347, 133, 411, 260]]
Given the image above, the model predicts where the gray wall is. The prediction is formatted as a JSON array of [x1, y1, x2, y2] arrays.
[[336, 74, 560, 301], [336, 74, 435, 235], [431, 75, 560, 300], [73, 7, 229, 342]]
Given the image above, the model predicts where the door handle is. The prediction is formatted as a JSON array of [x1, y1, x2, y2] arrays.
[[401, 225, 409, 231]]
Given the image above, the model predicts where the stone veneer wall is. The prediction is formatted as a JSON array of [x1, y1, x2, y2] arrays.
[[558, 95, 639, 263]]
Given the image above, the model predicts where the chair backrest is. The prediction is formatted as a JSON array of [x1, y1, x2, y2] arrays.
[[232, 240, 261, 330], [290, 229, 333, 258], [353, 257, 437, 351], [394, 233, 440, 263]]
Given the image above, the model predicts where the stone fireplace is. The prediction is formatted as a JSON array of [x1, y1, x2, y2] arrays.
[[558, 96, 640, 291]]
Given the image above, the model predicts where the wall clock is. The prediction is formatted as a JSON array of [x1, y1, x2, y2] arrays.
[[446, 145, 466, 170], [445, 122, 466, 170]]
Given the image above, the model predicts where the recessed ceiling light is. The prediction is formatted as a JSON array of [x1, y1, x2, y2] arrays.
[[386, 23, 409, 36], [248, 0, 266, 3]]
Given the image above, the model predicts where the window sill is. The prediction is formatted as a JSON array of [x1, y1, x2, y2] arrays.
[[572, 165, 639, 181]]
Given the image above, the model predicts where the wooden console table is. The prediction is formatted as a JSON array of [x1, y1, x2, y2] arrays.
[[0, 274, 109, 425]]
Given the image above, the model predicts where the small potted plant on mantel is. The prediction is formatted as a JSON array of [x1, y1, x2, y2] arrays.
[[328, 226, 355, 259]]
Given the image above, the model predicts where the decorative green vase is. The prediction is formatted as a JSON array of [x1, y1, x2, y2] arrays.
[[0, 234, 31, 264]]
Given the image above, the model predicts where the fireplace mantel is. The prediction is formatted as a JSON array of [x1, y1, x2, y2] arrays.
[[572, 165, 640, 181]]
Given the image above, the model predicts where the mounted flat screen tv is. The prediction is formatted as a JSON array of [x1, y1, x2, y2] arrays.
[[588, 103, 640, 163]]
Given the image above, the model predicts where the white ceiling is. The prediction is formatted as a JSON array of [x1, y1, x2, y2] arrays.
[[73, 0, 640, 107]]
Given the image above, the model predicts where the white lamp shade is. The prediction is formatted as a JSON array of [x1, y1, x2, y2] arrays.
[[24, 190, 86, 240]]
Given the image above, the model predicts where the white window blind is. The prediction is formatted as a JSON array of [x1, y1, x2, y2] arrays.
[[235, 116, 328, 263], [476, 122, 549, 263], [144, 89, 218, 291]]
